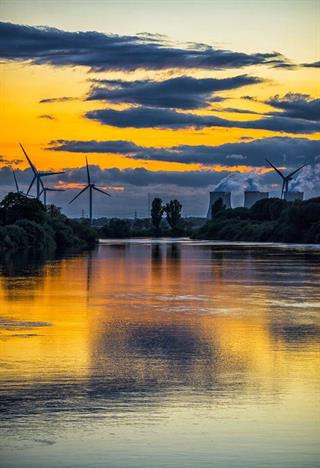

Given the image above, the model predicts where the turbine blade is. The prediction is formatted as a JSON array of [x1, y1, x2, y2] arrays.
[[86, 157, 91, 184], [266, 159, 285, 179], [26, 175, 36, 195], [93, 186, 111, 197], [19, 143, 37, 174], [69, 185, 89, 204], [287, 164, 305, 178], [12, 170, 19, 192]]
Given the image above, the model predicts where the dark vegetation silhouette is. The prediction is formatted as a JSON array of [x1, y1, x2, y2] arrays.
[[151, 197, 164, 233], [195, 197, 320, 243], [98, 198, 197, 238], [0, 193, 97, 253], [165, 199, 183, 234]]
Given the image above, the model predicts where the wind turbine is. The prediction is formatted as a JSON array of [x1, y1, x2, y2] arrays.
[[39, 185, 65, 206], [19, 143, 64, 199], [266, 159, 305, 199], [69, 157, 111, 223], [12, 169, 33, 197]]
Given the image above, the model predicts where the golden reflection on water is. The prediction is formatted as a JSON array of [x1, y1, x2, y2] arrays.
[[0, 241, 319, 466]]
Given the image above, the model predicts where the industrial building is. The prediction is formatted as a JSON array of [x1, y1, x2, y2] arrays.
[[244, 191, 269, 208], [207, 191, 231, 219], [284, 191, 304, 202]]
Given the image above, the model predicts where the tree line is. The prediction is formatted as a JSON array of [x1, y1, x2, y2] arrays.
[[0, 193, 97, 253], [98, 198, 194, 238], [194, 196, 320, 243]]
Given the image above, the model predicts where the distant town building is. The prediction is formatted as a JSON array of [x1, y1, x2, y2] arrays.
[[207, 191, 231, 219], [284, 191, 304, 202], [244, 191, 269, 208]]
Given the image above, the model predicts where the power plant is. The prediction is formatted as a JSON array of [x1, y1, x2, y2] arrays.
[[244, 191, 269, 208], [6, 144, 312, 221], [207, 191, 231, 218]]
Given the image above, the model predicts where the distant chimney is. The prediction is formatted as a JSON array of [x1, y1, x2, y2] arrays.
[[207, 191, 231, 219], [244, 191, 269, 208], [284, 191, 304, 202]]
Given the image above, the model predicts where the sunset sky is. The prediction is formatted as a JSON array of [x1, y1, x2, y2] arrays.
[[0, 0, 319, 217]]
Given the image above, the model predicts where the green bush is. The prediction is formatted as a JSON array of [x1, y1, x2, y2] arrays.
[[1, 192, 46, 224], [4, 225, 28, 249], [15, 219, 48, 248]]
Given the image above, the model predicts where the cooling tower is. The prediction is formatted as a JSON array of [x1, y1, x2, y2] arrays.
[[207, 191, 231, 219], [244, 191, 269, 208], [284, 192, 304, 202]]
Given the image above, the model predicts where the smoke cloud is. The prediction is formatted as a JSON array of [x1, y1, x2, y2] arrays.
[[290, 159, 320, 197]]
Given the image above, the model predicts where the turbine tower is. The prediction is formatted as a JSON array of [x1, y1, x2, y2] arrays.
[[19, 143, 64, 199], [69, 157, 111, 223], [12, 169, 33, 197], [266, 159, 305, 199], [39, 185, 65, 206]]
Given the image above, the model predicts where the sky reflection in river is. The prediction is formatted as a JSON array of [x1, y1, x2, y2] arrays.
[[0, 241, 319, 467]]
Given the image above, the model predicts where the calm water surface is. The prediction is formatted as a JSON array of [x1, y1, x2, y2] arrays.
[[0, 240, 319, 467]]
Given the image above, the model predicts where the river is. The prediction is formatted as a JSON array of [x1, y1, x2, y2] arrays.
[[0, 239, 319, 467]]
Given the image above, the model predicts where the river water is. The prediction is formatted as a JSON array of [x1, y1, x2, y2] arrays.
[[0, 239, 319, 467]]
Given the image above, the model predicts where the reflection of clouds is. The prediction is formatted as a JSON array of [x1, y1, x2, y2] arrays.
[[271, 324, 320, 343], [0, 317, 51, 330], [0, 242, 319, 424]]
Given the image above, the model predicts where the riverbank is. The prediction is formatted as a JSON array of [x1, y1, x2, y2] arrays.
[[0, 192, 97, 253], [193, 197, 320, 244]]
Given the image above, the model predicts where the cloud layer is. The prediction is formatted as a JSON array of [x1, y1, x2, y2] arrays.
[[0, 21, 293, 72], [85, 106, 320, 133], [266, 93, 320, 121], [87, 75, 262, 109], [49, 136, 320, 168]]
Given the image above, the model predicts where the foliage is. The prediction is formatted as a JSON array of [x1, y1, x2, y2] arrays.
[[211, 197, 226, 219], [151, 198, 164, 231], [0, 192, 46, 224], [0, 193, 98, 253], [99, 218, 131, 238], [195, 197, 320, 244], [164, 199, 182, 232]]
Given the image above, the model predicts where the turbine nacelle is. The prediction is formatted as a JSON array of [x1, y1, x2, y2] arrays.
[[69, 157, 111, 223], [266, 159, 305, 199], [19, 143, 64, 199]]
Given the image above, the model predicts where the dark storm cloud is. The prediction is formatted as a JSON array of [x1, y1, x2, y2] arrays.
[[39, 96, 76, 104], [50, 139, 141, 154], [302, 60, 320, 68], [85, 106, 320, 133], [0, 164, 225, 189], [48, 137, 320, 168], [87, 75, 262, 109], [266, 93, 320, 121], [214, 107, 263, 115], [0, 21, 293, 71]]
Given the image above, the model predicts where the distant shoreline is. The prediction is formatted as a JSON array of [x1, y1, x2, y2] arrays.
[[98, 238, 320, 252]]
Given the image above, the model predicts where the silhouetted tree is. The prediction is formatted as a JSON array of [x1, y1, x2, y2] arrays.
[[0, 192, 45, 224], [151, 198, 164, 231], [211, 197, 225, 219], [165, 199, 182, 230]]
